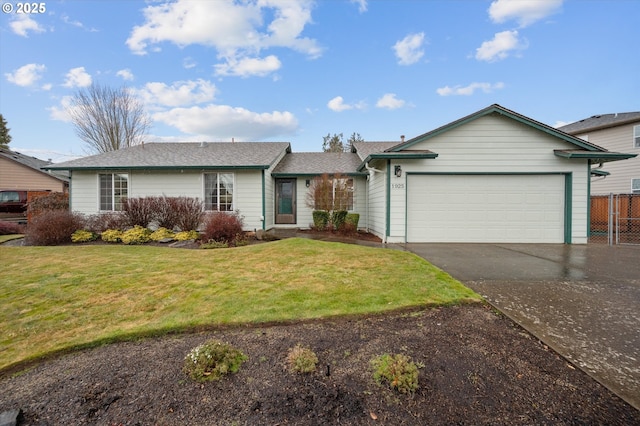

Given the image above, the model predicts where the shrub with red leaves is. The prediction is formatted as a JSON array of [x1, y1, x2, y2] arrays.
[[202, 211, 244, 244], [25, 210, 84, 246], [0, 220, 25, 235]]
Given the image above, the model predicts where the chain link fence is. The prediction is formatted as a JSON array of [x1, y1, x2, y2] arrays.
[[590, 194, 640, 245]]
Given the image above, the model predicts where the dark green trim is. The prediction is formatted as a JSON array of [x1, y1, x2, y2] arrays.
[[357, 152, 438, 172], [590, 169, 610, 177], [587, 164, 591, 239], [271, 172, 367, 178], [261, 169, 266, 230], [45, 165, 271, 171], [385, 160, 391, 238], [554, 150, 637, 164], [565, 173, 572, 244], [391, 104, 605, 152]]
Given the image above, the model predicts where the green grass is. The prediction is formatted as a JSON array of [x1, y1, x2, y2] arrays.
[[0, 234, 24, 244], [0, 238, 480, 372]]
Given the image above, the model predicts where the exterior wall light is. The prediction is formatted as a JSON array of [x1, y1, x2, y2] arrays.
[[394, 165, 402, 178], [305, 179, 311, 187]]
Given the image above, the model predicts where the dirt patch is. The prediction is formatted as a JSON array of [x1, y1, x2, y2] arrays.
[[1, 303, 637, 425]]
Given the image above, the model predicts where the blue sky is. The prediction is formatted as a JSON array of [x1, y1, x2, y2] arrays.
[[1, 0, 638, 162]]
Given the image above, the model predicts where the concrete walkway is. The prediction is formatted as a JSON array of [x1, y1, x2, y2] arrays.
[[404, 243, 640, 411]]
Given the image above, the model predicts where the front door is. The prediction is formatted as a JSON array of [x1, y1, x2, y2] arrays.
[[275, 179, 296, 224]]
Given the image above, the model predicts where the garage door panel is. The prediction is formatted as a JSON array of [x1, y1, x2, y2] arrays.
[[407, 174, 564, 243]]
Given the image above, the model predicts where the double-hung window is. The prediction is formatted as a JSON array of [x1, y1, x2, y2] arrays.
[[204, 172, 234, 211], [99, 173, 128, 211], [334, 178, 354, 211], [634, 125, 640, 148], [632, 178, 640, 194]]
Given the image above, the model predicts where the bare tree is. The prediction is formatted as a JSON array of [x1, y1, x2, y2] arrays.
[[67, 83, 151, 153]]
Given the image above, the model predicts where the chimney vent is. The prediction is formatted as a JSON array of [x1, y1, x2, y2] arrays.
[[400, 135, 405, 142]]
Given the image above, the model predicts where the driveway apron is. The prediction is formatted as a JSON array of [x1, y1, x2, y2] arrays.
[[403, 243, 640, 411]]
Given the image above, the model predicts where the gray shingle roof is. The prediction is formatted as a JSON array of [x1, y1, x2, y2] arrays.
[[558, 112, 640, 134], [46, 142, 291, 170], [352, 142, 402, 160], [271, 152, 364, 175], [0, 147, 69, 181]]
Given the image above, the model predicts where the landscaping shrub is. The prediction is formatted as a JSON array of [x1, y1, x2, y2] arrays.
[[286, 344, 319, 374], [122, 197, 155, 228], [202, 211, 244, 245], [371, 353, 420, 394], [183, 340, 247, 382], [312, 210, 330, 230], [345, 213, 360, 229], [173, 196, 205, 231], [330, 209, 348, 230], [84, 212, 128, 233], [200, 240, 229, 249], [101, 229, 123, 243], [121, 225, 152, 245], [150, 227, 175, 242], [71, 229, 98, 243], [0, 220, 25, 235], [27, 192, 69, 219], [175, 230, 199, 241], [25, 210, 83, 246]]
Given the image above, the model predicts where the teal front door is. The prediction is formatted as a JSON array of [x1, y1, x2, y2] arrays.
[[275, 179, 296, 224]]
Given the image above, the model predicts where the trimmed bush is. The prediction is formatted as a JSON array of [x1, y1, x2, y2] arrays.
[[371, 353, 419, 394], [101, 229, 123, 243], [183, 340, 247, 382], [202, 211, 244, 245], [150, 227, 175, 241], [286, 344, 319, 374], [345, 213, 360, 229], [27, 192, 69, 219], [121, 225, 152, 245], [175, 230, 199, 241], [71, 230, 98, 243], [122, 197, 155, 228], [330, 210, 348, 230], [0, 221, 25, 235], [312, 210, 330, 230], [25, 210, 83, 246]]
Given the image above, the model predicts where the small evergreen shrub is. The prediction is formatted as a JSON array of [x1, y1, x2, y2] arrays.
[[150, 227, 175, 241], [0, 220, 25, 235], [101, 229, 124, 243], [345, 213, 359, 229], [183, 340, 247, 382], [71, 229, 98, 243], [330, 209, 348, 230], [175, 230, 199, 241], [121, 225, 152, 245], [202, 211, 244, 245], [312, 210, 330, 230], [286, 344, 319, 374], [25, 210, 83, 246], [371, 353, 419, 394], [200, 240, 229, 249]]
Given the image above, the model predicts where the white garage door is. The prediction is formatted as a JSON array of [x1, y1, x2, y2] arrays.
[[406, 174, 565, 243]]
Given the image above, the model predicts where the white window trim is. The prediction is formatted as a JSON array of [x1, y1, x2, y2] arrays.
[[203, 172, 235, 211], [98, 172, 128, 211], [634, 125, 640, 148], [632, 178, 640, 194]]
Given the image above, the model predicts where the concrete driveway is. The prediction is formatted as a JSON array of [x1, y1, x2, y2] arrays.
[[404, 243, 640, 410]]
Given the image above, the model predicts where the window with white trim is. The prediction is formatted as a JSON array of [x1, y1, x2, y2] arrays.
[[204, 172, 234, 211], [632, 178, 640, 194], [313, 178, 354, 211], [634, 125, 640, 148], [99, 173, 128, 211]]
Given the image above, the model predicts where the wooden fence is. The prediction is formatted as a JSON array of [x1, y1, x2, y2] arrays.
[[590, 194, 640, 244]]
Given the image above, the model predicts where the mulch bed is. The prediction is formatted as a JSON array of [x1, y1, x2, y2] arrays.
[[1, 303, 638, 425]]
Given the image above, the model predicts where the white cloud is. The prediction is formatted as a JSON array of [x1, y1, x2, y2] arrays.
[[5, 63, 46, 87], [393, 32, 426, 66], [376, 93, 405, 110], [327, 96, 366, 112], [135, 79, 216, 107], [183, 57, 197, 69], [152, 104, 298, 140], [489, 0, 563, 27], [436, 82, 505, 96], [214, 55, 282, 77], [48, 95, 74, 122], [63, 67, 92, 88], [126, 0, 321, 77], [351, 0, 368, 13], [116, 69, 134, 81], [475, 30, 525, 62], [10, 15, 45, 37]]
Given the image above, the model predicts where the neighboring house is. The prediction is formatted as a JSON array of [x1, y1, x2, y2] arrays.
[[47, 104, 636, 244], [558, 112, 640, 195], [0, 147, 69, 192]]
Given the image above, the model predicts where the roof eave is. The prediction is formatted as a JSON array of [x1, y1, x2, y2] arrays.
[[44, 165, 271, 171], [356, 152, 439, 172], [554, 150, 638, 164]]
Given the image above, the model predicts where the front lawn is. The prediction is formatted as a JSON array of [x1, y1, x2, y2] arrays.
[[0, 238, 480, 372]]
